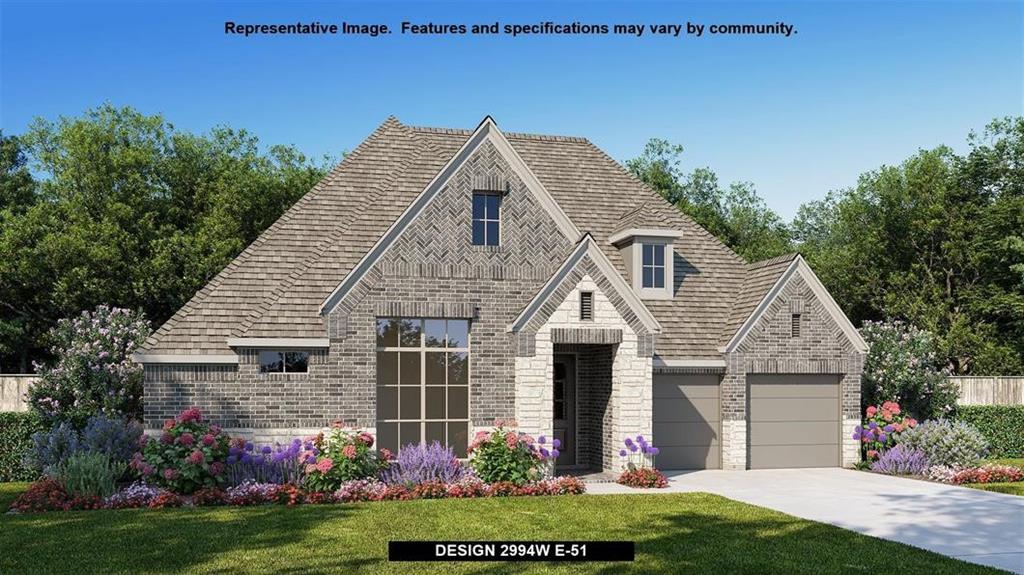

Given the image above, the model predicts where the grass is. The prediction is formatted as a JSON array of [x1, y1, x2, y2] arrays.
[[0, 482, 30, 511], [987, 458, 1024, 469], [0, 488, 1001, 574]]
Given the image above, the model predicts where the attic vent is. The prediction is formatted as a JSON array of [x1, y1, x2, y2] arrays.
[[791, 313, 802, 338], [580, 291, 594, 321]]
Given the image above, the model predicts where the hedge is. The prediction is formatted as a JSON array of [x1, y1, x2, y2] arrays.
[[0, 412, 44, 481], [953, 405, 1024, 458]]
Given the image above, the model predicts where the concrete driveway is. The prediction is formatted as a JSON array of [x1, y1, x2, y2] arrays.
[[587, 468, 1024, 573]]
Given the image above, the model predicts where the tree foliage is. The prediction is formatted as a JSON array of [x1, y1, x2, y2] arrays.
[[626, 138, 793, 262], [0, 105, 331, 371], [796, 118, 1024, 374]]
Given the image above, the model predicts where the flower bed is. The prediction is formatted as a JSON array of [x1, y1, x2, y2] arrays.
[[616, 434, 668, 488], [8, 476, 586, 513]]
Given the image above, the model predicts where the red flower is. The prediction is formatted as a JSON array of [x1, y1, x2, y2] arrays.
[[201, 433, 215, 446], [186, 450, 205, 465]]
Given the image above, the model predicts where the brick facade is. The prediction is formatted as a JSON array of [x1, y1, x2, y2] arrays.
[[719, 272, 863, 469]]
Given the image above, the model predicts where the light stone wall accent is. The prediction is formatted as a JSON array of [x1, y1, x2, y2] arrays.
[[515, 275, 652, 472], [721, 420, 747, 470]]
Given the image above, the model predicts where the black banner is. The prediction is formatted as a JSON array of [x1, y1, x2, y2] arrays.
[[389, 541, 634, 562]]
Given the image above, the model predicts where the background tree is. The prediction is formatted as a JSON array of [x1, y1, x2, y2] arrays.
[[0, 105, 331, 371], [627, 138, 793, 262]]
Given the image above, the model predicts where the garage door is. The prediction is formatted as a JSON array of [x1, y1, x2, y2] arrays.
[[653, 373, 720, 469], [748, 374, 840, 469]]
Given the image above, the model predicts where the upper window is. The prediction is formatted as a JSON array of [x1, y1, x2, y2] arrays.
[[472, 192, 501, 246], [375, 317, 470, 457], [641, 244, 666, 289], [259, 351, 309, 373]]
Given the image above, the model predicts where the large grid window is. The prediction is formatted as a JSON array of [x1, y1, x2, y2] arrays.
[[642, 244, 666, 289], [376, 317, 470, 457], [472, 192, 501, 246]]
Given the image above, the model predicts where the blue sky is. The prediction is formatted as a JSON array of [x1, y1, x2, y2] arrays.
[[1, 1, 1021, 219]]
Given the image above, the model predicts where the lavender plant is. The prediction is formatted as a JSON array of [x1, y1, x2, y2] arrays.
[[28, 305, 151, 427], [380, 441, 469, 486], [870, 445, 930, 475], [28, 421, 80, 475], [225, 438, 310, 486]]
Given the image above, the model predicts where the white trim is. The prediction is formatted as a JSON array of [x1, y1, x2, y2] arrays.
[[319, 116, 580, 315], [608, 228, 683, 246], [131, 353, 239, 364], [508, 235, 661, 334], [721, 255, 867, 354], [653, 357, 727, 368], [226, 338, 330, 348]]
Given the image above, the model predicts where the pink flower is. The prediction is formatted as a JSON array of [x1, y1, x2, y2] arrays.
[[866, 406, 878, 417], [906, 418, 918, 427], [160, 432, 174, 445], [177, 432, 195, 447], [186, 450, 205, 465], [358, 432, 374, 447], [143, 464, 155, 476], [305, 464, 318, 474], [882, 411, 893, 422], [162, 419, 175, 431], [178, 408, 203, 423], [138, 435, 151, 449], [209, 462, 225, 476], [894, 423, 905, 433], [201, 434, 215, 446], [380, 448, 394, 461], [505, 432, 518, 450], [342, 444, 357, 460], [163, 468, 179, 480], [866, 450, 878, 459], [316, 458, 334, 473]]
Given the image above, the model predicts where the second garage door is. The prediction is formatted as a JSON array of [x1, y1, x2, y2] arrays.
[[748, 374, 840, 469], [653, 373, 720, 470]]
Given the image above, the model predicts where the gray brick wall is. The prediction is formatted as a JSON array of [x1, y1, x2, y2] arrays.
[[555, 343, 614, 470]]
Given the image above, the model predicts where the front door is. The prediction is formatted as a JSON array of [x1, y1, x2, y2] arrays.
[[552, 354, 576, 467]]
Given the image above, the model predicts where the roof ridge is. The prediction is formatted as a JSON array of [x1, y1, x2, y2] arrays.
[[144, 116, 402, 351], [746, 252, 799, 270], [405, 123, 590, 143]]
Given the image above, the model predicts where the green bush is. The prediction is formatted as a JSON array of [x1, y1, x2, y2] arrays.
[[57, 452, 126, 498], [897, 419, 988, 467], [0, 412, 44, 481], [953, 405, 1024, 458]]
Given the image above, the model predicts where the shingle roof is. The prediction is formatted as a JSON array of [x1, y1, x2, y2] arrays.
[[142, 117, 790, 359], [719, 253, 800, 346]]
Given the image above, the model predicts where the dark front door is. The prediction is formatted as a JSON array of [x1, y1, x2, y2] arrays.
[[553, 354, 576, 467]]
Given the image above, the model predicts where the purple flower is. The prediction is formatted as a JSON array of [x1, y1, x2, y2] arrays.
[[537, 435, 547, 445], [619, 449, 627, 457], [539, 447, 550, 458], [628, 443, 638, 453], [244, 442, 254, 452], [550, 449, 560, 458], [624, 437, 634, 448], [261, 446, 273, 455], [551, 438, 561, 449], [868, 422, 878, 430], [883, 425, 895, 433], [878, 433, 887, 443]]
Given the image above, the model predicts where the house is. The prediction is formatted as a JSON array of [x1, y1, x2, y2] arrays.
[[135, 117, 866, 472]]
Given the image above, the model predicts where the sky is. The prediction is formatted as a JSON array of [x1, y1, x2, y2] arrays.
[[1, 1, 1021, 219]]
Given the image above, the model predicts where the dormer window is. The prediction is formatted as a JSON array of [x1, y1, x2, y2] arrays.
[[472, 192, 501, 246], [642, 244, 665, 289], [608, 227, 681, 300]]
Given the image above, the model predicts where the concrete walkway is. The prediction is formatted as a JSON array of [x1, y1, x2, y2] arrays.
[[586, 468, 1024, 573]]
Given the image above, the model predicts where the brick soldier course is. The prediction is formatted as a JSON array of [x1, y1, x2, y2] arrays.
[[138, 116, 867, 472]]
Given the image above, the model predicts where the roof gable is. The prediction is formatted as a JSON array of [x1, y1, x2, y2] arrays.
[[319, 116, 580, 315], [722, 255, 867, 353]]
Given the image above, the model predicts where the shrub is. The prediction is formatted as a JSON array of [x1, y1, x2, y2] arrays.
[[617, 468, 669, 488], [380, 441, 469, 486], [0, 411, 44, 481], [57, 452, 126, 498], [134, 408, 231, 493], [27, 305, 151, 428], [953, 405, 1024, 458], [80, 415, 143, 464], [467, 425, 554, 485], [274, 483, 306, 506], [29, 421, 81, 475], [304, 429, 388, 492], [148, 492, 184, 508], [333, 479, 387, 503], [9, 478, 70, 512], [897, 419, 988, 467], [225, 437, 311, 487], [104, 482, 165, 509], [870, 445, 930, 475], [852, 402, 918, 460], [860, 320, 957, 420]]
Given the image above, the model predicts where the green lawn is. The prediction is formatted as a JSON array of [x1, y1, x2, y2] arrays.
[[0, 488, 1001, 574]]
